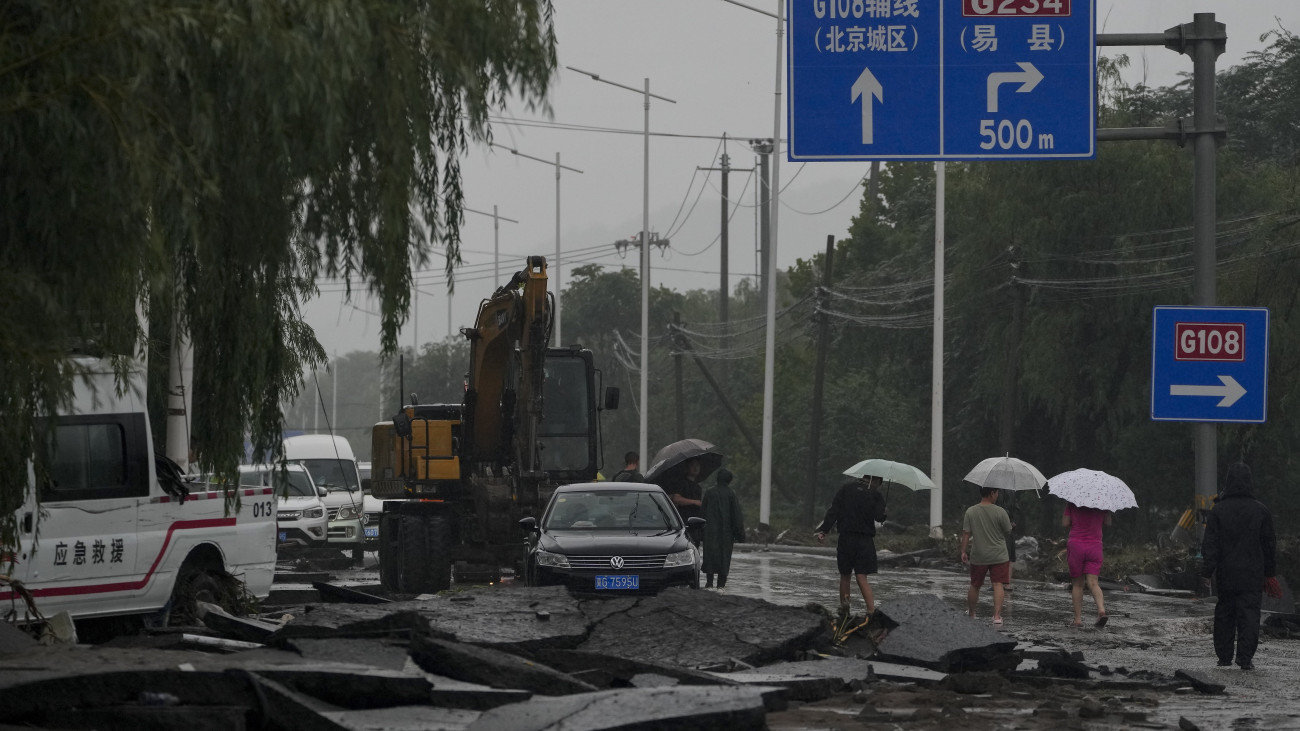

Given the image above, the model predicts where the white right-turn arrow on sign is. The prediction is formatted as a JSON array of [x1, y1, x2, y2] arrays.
[[1170, 375, 1247, 408]]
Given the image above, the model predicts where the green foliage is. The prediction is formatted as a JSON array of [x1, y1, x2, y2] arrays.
[[1, 1, 556, 549]]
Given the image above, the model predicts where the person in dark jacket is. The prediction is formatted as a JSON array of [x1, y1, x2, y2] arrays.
[[702, 469, 746, 589], [815, 476, 888, 615], [1200, 462, 1280, 670], [611, 451, 643, 482]]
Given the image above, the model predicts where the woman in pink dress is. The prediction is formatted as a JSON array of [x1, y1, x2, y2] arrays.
[[1063, 502, 1112, 627]]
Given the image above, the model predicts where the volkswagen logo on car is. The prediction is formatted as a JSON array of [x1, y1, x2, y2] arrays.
[[610, 556, 624, 569]]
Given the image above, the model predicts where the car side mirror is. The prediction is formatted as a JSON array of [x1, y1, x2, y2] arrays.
[[686, 517, 706, 528], [604, 386, 620, 410], [518, 516, 538, 533], [317, 487, 328, 498]]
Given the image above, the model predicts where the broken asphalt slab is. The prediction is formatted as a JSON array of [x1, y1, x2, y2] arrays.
[[576, 587, 828, 668], [272, 584, 828, 671], [409, 634, 599, 696], [873, 593, 1019, 672], [466, 685, 775, 731]]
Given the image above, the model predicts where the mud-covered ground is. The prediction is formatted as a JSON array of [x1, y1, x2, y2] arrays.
[[719, 549, 1300, 730], [317, 546, 1300, 729]]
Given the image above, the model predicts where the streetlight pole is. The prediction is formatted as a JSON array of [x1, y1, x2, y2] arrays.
[[488, 142, 583, 345], [568, 66, 676, 464], [719, 0, 782, 527]]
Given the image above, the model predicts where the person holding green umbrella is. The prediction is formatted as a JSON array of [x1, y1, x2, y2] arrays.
[[815, 475, 889, 617]]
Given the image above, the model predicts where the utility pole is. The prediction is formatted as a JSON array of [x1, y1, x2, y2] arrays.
[[749, 139, 773, 305], [673, 311, 685, 441], [999, 247, 1025, 456], [804, 235, 835, 526], [698, 136, 755, 325]]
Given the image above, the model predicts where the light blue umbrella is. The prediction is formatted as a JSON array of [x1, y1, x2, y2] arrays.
[[842, 459, 936, 492]]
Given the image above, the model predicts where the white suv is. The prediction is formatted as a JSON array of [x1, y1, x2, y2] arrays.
[[236, 465, 328, 549]]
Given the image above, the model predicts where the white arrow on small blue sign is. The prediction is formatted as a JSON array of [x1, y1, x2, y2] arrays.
[[1150, 306, 1269, 423]]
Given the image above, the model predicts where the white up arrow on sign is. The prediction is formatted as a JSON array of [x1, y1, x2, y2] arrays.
[[851, 67, 883, 145], [986, 62, 1043, 114], [1169, 375, 1247, 407]]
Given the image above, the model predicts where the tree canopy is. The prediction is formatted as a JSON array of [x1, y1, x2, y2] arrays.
[[1, 0, 556, 552]]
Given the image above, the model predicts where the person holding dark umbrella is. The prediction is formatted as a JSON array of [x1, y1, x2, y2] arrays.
[[665, 458, 705, 545], [702, 468, 745, 589], [1201, 462, 1281, 670]]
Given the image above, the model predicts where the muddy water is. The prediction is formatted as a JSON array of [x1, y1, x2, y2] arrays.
[[718, 548, 1300, 729]]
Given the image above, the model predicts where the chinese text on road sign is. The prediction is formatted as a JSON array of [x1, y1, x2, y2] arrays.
[[787, 0, 1096, 161]]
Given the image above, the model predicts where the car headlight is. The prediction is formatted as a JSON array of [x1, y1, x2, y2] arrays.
[[303, 507, 324, 519], [335, 505, 361, 521], [535, 550, 570, 568], [663, 548, 695, 568]]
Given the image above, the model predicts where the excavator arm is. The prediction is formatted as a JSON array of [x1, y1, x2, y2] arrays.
[[461, 256, 552, 475]]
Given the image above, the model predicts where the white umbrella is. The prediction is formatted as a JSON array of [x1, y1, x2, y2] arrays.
[[842, 459, 936, 492], [1047, 468, 1138, 512], [963, 456, 1048, 492]]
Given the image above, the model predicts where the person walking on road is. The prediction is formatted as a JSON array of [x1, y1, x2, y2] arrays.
[[1063, 501, 1112, 628], [702, 468, 746, 589], [611, 451, 643, 482], [961, 487, 1013, 625], [815, 476, 888, 616], [1201, 462, 1280, 670]]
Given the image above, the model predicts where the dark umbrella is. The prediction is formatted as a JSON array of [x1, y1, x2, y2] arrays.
[[643, 438, 723, 485]]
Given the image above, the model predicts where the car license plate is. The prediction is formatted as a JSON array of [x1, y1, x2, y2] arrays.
[[595, 575, 639, 590], [277, 530, 287, 543], [364, 527, 378, 538]]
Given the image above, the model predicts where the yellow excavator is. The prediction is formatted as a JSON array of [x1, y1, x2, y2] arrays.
[[369, 256, 618, 593]]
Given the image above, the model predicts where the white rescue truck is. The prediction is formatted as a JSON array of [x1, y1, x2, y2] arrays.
[[0, 357, 276, 625]]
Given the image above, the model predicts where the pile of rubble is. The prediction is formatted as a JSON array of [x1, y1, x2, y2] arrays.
[[0, 580, 1234, 730]]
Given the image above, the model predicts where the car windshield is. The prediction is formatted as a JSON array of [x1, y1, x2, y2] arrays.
[[272, 470, 316, 497], [297, 458, 359, 491], [543, 490, 680, 531]]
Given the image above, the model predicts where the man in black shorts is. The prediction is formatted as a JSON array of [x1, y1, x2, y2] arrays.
[[815, 476, 888, 615]]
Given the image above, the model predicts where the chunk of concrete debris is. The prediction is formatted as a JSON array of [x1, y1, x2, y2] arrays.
[[874, 594, 1018, 672], [409, 634, 598, 696], [1174, 669, 1225, 695], [312, 582, 392, 605], [705, 670, 841, 702], [0, 620, 38, 652], [534, 649, 742, 688], [467, 685, 773, 731], [197, 601, 283, 644]]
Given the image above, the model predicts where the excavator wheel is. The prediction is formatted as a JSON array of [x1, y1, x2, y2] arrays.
[[398, 513, 453, 594], [378, 512, 402, 592]]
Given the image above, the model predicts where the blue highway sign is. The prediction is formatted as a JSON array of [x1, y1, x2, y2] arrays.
[[787, 0, 1096, 161], [1150, 306, 1269, 423]]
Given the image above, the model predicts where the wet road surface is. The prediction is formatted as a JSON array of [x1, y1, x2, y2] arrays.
[[327, 546, 1300, 729]]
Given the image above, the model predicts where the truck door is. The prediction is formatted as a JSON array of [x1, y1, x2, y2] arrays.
[[21, 413, 149, 617]]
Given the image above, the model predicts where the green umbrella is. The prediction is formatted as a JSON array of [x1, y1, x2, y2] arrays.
[[842, 459, 936, 492]]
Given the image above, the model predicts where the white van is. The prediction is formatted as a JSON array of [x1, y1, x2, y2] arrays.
[[1, 357, 276, 626], [282, 434, 367, 562]]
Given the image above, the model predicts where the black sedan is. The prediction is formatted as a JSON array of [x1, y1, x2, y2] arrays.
[[520, 482, 702, 593]]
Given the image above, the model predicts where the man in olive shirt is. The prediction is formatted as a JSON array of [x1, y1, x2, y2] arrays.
[[960, 486, 1013, 625]]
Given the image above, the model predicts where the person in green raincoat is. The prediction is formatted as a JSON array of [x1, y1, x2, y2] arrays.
[[702, 469, 746, 588]]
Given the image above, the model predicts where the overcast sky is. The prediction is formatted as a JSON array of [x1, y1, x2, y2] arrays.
[[307, 0, 1294, 357]]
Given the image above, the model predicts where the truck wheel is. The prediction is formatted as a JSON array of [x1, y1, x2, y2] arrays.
[[378, 512, 401, 591], [399, 513, 453, 593]]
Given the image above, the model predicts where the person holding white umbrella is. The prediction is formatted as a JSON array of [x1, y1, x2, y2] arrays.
[[815, 475, 889, 617], [1048, 468, 1138, 629]]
